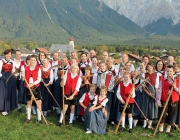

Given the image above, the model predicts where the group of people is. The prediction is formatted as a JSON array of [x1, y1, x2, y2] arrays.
[[0, 48, 180, 137]]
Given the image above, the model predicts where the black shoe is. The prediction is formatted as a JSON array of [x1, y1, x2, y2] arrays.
[[56, 122, 61, 126], [166, 132, 173, 137], [18, 108, 23, 113], [25, 119, 30, 124], [129, 129, 133, 133], [38, 120, 43, 124], [120, 127, 125, 132]]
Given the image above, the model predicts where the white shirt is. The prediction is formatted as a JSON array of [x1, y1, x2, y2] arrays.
[[93, 95, 108, 107], [0, 59, 16, 77], [91, 66, 99, 74], [92, 71, 109, 85], [51, 60, 59, 81], [156, 77, 180, 105], [79, 92, 96, 103], [13, 59, 24, 77], [64, 71, 82, 92], [20, 64, 27, 74], [116, 81, 135, 101]]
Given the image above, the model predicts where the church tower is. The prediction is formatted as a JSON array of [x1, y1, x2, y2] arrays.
[[69, 37, 74, 49]]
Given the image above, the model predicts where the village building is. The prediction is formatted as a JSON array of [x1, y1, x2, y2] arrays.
[[49, 37, 74, 54]]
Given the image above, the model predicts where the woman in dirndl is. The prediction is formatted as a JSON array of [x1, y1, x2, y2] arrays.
[[141, 62, 158, 129], [40, 58, 53, 116], [0, 49, 17, 116]]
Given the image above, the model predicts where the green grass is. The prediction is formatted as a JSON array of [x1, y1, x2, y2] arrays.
[[0, 107, 179, 140]]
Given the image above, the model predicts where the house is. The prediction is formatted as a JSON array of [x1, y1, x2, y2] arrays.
[[33, 48, 48, 54], [160, 54, 169, 62], [19, 48, 34, 57], [151, 56, 161, 61], [128, 53, 142, 62], [161, 49, 167, 52], [49, 37, 74, 54]]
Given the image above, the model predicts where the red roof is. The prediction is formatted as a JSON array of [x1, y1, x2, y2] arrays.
[[36, 48, 48, 53], [128, 53, 141, 61], [151, 56, 161, 61]]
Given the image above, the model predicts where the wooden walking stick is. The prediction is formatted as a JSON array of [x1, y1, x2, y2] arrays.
[[114, 79, 137, 134], [134, 100, 153, 129], [41, 79, 61, 108], [173, 122, 180, 132], [61, 65, 65, 125], [148, 83, 175, 138], [24, 78, 49, 125]]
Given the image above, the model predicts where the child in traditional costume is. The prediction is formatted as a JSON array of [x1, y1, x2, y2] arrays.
[[23, 55, 42, 124], [56, 64, 82, 126], [156, 65, 180, 137], [116, 71, 135, 133], [79, 84, 97, 121], [84, 86, 108, 134]]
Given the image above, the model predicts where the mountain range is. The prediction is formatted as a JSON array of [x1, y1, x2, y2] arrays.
[[0, 0, 148, 44], [102, 0, 180, 36], [0, 0, 180, 45]]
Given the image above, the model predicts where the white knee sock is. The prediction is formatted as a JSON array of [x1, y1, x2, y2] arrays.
[[69, 113, 74, 124], [166, 127, 171, 133], [148, 120, 153, 128], [133, 120, 138, 127], [27, 108, 31, 120], [37, 109, 41, 121], [59, 111, 64, 123], [122, 116, 125, 128], [143, 120, 147, 128], [129, 117, 133, 129], [159, 126, 163, 132]]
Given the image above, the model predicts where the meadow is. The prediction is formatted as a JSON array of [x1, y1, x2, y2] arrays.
[[0, 106, 179, 140]]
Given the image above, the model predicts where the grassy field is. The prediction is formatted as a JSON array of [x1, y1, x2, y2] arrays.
[[0, 107, 179, 140]]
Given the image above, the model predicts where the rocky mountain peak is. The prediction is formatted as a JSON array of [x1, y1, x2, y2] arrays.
[[101, 0, 180, 27]]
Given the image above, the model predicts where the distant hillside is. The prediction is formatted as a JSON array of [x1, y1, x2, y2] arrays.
[[144, 17, 180, 37], [144, 18, 174, 35], [0, 0, 147, 44]]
